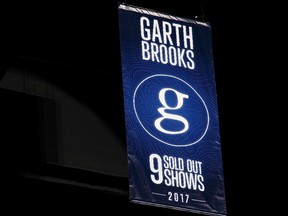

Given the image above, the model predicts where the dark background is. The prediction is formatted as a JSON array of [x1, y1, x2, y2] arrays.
[[1, 1, 280, 215]]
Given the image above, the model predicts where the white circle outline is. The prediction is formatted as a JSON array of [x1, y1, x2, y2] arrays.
[[133, 74, 210, 147]]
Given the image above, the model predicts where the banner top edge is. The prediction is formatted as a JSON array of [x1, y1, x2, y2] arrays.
[[118, 3, 210, 28]]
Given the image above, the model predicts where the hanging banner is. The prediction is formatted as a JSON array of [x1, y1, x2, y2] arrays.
[[118, 4, 226, 216]]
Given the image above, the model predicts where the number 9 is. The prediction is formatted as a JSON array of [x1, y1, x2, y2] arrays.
[[149, 154, 163, 184]]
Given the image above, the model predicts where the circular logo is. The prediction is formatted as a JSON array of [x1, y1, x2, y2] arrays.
[[133, 74, 209, 147]]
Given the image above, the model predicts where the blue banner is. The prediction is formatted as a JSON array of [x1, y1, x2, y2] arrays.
[[118, 4, 226, 215]]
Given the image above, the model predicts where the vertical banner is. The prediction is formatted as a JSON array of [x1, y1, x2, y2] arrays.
[[118, 4, 226, 216]]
